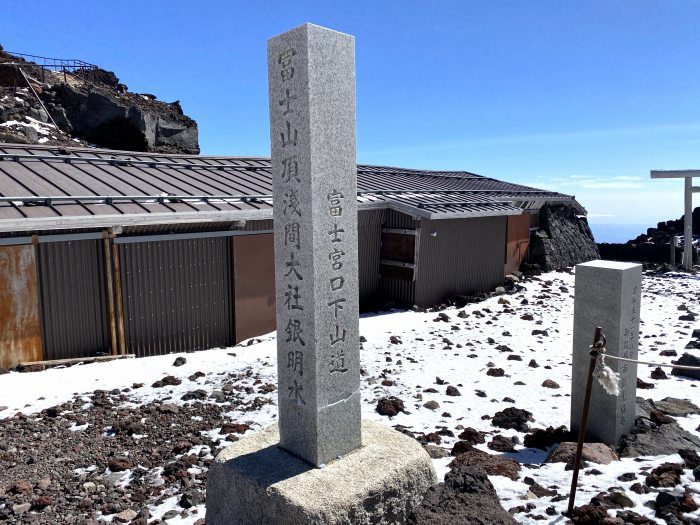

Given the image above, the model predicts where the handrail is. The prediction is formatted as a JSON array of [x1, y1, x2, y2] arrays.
[[5, 51, 98, 73]]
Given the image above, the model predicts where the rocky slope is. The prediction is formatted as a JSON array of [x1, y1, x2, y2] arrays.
[[0, 46, 199, 153], [598, 208, 700, 266]]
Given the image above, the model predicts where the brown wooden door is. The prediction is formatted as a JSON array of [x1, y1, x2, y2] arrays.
[[233, 234, 276, 343]]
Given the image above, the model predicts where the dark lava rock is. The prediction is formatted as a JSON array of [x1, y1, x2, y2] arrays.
[[654, 487, 698, 522], [152, 375, 182, 388], [181, 389, 208, 401], [617, 472, 636, 482], [53, 82, 199, 154], [541, 379, 560, 389], [671, 352, 700, 380], [618, 398, 700, 457], [650, 367, 667, 380], [173, 356, 187, 367], [523, 426, 576, 450], [636, 377, 654, 390], [679, 448, 700, 469], [649, 397, 700, 417], [423, 400, 440, 410], [487, 435, 515, 452], [451, 441, 474, 456], [615, 510, 654, 524], [220, 422, 250, 435], [457, 427, 486, 445], [492, 407, 532, 432], [528, 359, 539, 368], [486, 368, 505, 377], [645, 462, 683, 488], [446, 386, 461, 396], [179, 489, 203, 509], [529, 484, 557, 498], [108, 456, 133, 472], [649, 409, 675, 425], [407, 465, 517, 524], [449, 449, 520, 481], [574, 504, 608, 525], [376, 396, 405, 417], [389, 335, 402, 345]]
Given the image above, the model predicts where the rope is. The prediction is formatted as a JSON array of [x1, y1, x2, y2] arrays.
[[602, 353, 700, 371]]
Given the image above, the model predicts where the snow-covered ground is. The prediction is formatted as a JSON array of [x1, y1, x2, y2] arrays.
[[1, 268, 698, 524]]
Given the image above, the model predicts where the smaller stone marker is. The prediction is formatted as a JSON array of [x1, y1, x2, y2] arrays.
[[571, 260, 642, 446]]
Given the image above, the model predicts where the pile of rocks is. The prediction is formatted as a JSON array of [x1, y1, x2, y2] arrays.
[[0, 47, 199, 154]]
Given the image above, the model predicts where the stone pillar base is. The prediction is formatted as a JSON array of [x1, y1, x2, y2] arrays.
[[206, 419, 437, 525]]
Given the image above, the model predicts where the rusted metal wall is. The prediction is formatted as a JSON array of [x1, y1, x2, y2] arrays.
[[37, 240, 110, 360], [232, 234, 276, 343], [504, 214, 530, 275], [119, 237, 233, 357], [358, 209, 384, 305], [0, 245, 42, 368], [415, 216, 507, 306], [379, 209, 417, 306]]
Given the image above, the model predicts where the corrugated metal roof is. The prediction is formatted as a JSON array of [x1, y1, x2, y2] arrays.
[[0, 144, 582, 231]]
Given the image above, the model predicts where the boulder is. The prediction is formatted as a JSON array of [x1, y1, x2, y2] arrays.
[[492, 407, 532, 432], [448, 448, 520, 481], [545, 442, 619, 465], [617, 399, 700, 457], [408, 465, 517, 525], [53, 83, 199, 154], [671, 352, 700, 380]]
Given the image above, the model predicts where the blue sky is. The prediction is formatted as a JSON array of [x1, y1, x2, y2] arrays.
[[2, 1, 699, 228]]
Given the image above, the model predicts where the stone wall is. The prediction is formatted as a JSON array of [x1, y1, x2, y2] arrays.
[[527, 204, 600, 271]]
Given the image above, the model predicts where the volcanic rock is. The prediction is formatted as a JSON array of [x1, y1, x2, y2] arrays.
[[407, 465, 517, 524]]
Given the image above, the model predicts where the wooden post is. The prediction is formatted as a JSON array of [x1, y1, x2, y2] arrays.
[[102, 234, 118, 356], [111, 242, 127, 356]]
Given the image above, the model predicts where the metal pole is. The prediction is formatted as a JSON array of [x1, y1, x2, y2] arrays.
[[683, 177, 693, 270], [566, 326, 604, 516]]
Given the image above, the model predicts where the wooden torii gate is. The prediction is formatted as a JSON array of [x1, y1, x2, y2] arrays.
[[650, 170, 699, 270]]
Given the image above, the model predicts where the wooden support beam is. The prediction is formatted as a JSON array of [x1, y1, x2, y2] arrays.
[[19, 354, 135, 370]]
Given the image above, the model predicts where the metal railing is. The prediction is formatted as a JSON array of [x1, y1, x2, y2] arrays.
[[4, 51, 99, 84]]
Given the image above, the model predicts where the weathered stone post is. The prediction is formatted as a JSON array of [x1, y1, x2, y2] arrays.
[[268, 23, 361, 467], [571, 260, 642, 446], [205, 23, 436, 525]]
